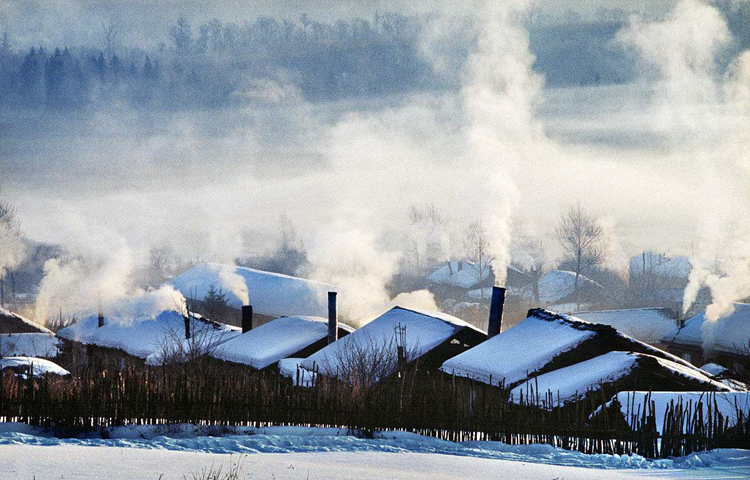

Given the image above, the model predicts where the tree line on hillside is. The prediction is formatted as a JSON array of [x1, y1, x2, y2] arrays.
[[0, 13, 432, 109]]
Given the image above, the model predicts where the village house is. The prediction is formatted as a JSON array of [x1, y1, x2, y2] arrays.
[[440, 309, 724, 399], [660, 302, 750, 372], [301, 306, 487, 379]]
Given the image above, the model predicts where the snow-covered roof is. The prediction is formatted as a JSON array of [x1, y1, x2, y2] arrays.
[[573, 308, 677, 344], [0, 356, 70, 376], [607, 391, 750, 434], [58, 310, 240, 359], [301, 306, 483, 377], [663, 303, 750, 354], [0, 333, 61, 358], [170, 263, 334, 318], [629, 252, 691, 278], [510, 351, 728, 406], [427, 261, 490, 289], [212, 316, 354, 369], [440, 309, 699, 387], [535, 270, 603, 304], [0, 307, 52, 334]]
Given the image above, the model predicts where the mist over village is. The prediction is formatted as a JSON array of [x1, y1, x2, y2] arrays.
[[0, 1, 749, 479]]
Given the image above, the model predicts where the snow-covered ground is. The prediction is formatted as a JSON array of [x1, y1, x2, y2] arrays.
[[1, 424, 749, 479]]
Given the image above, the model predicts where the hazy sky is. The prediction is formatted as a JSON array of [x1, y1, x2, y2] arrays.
[[1, 0, 748, 321]]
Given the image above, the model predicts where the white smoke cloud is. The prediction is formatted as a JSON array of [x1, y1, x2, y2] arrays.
[[217, 266, 250, 306], [616, 0, 750, 322], [459, 0, 545, 284]]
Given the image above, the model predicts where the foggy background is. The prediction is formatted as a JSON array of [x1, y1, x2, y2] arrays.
[[0, 0, 748, 328]]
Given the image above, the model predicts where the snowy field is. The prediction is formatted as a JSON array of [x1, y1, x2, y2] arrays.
[[1, 424, 749, 479]]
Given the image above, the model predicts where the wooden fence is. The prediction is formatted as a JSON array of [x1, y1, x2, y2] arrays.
[[1, 364, 747, 458]]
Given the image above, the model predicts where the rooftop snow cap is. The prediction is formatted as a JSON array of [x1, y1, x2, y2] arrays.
[[0, 307, 53, 334], [58, 309, 240, 360], [212, 316, 354, 370], [170, 263, 334, 318], [300, 306, 485, 378], [440, 309, 704, 388], [662, 302, 750, 355]]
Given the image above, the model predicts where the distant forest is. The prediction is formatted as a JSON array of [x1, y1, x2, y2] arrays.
[[0, 2, 747, 110]]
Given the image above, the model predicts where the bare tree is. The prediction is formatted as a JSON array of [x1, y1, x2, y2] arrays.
[[555, 203, 608, 310], [152, 299, 227, 367], [464, 219, 494, 297], [101, 21, 120, 58]]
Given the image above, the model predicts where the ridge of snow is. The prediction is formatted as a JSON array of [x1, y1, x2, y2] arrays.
[[301, 306, 481, 376], [1, 424, 749, 472], [212, 316, 353, 370], [170, 263, 334, 317]]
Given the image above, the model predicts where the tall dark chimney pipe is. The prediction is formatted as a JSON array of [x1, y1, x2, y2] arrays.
[[184, 315, 191, 340], [328, 291, 338, 345], [242, 305, 253, 333], [97, 294, 104, 328], [487, 286, 506, 338]]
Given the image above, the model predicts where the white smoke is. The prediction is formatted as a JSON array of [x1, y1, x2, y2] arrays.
[[460, 0, 544, 284], [34, 242, 136, 322], [617, 0, 750, 323], [217, 266, 250, 305]]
